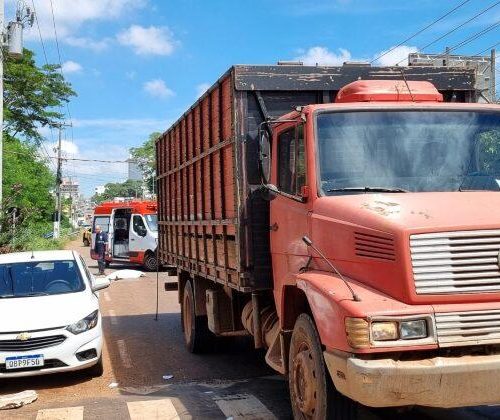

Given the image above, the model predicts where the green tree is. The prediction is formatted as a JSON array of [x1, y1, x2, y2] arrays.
[[0, 48, 76, 250], [130, 132, 161, 193], [92, 180, 144, 204], [4, 48, 76, 142]]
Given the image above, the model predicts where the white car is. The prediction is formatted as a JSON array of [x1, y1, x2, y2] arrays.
[[0, 250, 110, 378]]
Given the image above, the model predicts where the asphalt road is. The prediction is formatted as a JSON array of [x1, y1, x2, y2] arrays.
[[0, 241, 499, 419]]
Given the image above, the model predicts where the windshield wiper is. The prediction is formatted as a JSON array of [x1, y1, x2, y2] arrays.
[[326, 186, 409, 193]]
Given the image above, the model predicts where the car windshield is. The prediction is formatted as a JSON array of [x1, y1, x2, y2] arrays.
[[144, 214, 158, 232], [0, 260, 85, 298], [317, 111, 500, 195]]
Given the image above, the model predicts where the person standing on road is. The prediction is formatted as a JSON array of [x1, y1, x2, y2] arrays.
[[94, 225, 109, 275]]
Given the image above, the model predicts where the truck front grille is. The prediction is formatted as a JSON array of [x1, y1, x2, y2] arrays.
[[410, 229, 500, 294], [435, 310, 500, 346]]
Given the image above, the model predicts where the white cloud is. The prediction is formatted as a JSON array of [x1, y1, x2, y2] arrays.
[[19, 0, 145, 49], [117, 25, 177, 56], [65, 36, 110, 52], [373, 45, 418, 66], [49, 139, 79, 156], [143, 79, 175, 98], [295, 46, 352, 66], [61, 60, 82, 74], [196, 83, 211, 98]]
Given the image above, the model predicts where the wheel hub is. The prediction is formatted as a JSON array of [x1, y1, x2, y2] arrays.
[[292, 349, 316, 416]]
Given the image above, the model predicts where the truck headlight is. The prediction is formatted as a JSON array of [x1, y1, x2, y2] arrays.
[[400, 319, 427, 340], [371, 322, 398, 341], [67, 310, 99, 335]]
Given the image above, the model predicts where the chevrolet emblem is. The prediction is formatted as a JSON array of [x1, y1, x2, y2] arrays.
[[17, 332, 31, 341]]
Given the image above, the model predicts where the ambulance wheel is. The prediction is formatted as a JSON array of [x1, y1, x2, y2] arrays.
[[289, 314, 359, 419], [143, 252, 158, 272]]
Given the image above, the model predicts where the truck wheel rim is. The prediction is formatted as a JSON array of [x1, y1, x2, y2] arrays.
[[292, 344, 317, 418], [183, 293, 192, 343]]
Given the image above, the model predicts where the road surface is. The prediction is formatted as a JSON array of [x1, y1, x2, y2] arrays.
[[0, 241, 498, 419]]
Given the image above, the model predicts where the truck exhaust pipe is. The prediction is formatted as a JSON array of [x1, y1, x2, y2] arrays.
[[241, 298, 279, 349]]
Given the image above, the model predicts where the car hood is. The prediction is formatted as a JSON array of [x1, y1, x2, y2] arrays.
[[0, 291, 97, 333]]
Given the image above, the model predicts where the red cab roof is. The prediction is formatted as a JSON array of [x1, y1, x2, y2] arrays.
[[94, 200, 157, 215], [335, 80, 443, 103]]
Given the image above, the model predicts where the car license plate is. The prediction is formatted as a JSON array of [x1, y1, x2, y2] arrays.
[[5, 354, 44, 370]]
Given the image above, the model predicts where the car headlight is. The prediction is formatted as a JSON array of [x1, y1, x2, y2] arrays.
[[400, 319, 427, 340], [67, 310, 99, 335], [371, 321, 398, 341]]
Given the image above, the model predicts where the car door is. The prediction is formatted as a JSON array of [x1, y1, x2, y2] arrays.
[[129, 214, 149, 255]]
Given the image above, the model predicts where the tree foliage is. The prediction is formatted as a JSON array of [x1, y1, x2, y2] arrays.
[[92, 180, 144, 204], [130, 132, 160, 193], [4, 48, 76, 142], [0, 48, 76, 250]]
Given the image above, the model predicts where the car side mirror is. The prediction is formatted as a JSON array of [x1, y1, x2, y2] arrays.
[[92, 276, 111, 292]]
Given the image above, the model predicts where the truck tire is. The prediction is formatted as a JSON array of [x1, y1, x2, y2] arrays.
[[289, 314, 358, 420], [143, 252, 158, 272], [181, 281, 212, 353]]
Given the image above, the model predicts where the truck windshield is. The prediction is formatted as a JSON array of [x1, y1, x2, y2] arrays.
[[317, 111, 500, 194], [0, 260, 85, 298], [144, 214, 158, 232]]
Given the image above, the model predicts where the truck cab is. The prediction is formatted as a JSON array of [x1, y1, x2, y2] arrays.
[[91, 201, 158, 271], [265, 80, 500, 414]]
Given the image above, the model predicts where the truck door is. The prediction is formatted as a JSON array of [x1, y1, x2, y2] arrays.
[[270, 124, 311, 297], [130, 214, 149, 261]]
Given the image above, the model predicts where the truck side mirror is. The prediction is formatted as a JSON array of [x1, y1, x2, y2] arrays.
[[259, 128, 272, 184], [261, 183, 279, 201]]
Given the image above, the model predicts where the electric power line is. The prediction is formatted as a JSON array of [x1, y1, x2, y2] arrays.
[[474, 41, 500, 56], [371, 0, 472, 64], [395, 0, 500, 65]]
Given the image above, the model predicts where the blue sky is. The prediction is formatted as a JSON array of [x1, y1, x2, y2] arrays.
[[10, 0, 500, 195]]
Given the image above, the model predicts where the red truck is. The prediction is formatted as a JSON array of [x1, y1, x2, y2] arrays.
[[156, 63, 500, 418]]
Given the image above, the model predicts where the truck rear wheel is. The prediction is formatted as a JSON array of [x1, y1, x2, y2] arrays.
[[181, 281, 212, 353], [289, 314, 358, 420]]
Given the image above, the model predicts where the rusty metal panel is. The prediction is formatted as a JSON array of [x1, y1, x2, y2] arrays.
[[233, 65, 476, 92]]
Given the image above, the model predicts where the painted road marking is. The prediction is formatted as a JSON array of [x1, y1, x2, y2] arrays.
[[103, 291, 111, 302], [214, 393, 277, 419], [127, 399, 180, 420], [36, 406, 84, 420], [108, 309, 118, 325], [117, 339, 132, 368]]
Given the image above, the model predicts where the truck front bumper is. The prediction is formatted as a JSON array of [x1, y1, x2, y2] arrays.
[[324, 350, 500, 408]]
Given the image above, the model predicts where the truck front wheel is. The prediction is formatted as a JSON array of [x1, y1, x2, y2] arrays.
[[289, 314, 358, 419], [181, 281, 212, 353]]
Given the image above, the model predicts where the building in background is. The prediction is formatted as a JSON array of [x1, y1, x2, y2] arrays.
[[94, 185, 105, 195], [60, 178, 79, 200], [127, 157, 142, 181]]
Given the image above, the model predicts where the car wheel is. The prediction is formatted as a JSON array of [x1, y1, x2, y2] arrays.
[[181, 280, 212, 353], [143, 252, 158, 272], [289, 314, 359, 419], [88, 356, 104, 377]]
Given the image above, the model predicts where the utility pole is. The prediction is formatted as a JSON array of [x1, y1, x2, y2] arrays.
[[53, 126, 63, 239], [53, 123, 70, 238], [491, 49, 497, 103]]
